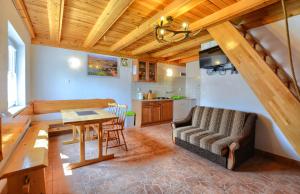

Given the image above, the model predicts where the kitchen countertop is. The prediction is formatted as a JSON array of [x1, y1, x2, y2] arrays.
[[132, 98, 196, 102], [132, 98, 173, 102]]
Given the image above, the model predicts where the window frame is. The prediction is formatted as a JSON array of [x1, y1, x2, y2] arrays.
[[7, 40, 18, 109]]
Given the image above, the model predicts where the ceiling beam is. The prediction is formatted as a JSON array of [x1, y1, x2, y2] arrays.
[[47, 0, 65, 42], [151, 33, 212, 58], [12, 0, 35, 38], [166, 48, 200, 62], [110, 0, 206, 52], [208, 0, 228, 9], [178, 55, 199, 64], [132, 0, 279, 55], [83, 0, 134, 48]]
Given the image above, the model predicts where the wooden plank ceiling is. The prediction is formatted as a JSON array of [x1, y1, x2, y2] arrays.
[[13, 0, 297, 65]]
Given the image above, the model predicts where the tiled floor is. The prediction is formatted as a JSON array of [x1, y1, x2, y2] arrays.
[[46, 124, 300, 194]]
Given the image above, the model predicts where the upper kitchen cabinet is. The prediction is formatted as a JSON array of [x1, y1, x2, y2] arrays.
[[133, 59, 157, 82]]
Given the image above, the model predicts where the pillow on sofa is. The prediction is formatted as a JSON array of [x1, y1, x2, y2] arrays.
[[191, 106, 203, 127]]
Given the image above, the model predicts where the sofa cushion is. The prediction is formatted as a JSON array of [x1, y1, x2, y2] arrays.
[[199, 133, 227, 151], [207, 108, 224, 131], [199, 107, 214, 129], [230, 112, 248, 136], [191, 106, 204, 127], [173, 125, 202, 139], [210, 136, 240, 156], [173, 126, 194, 139], [180, 127, 203, 142], [189, 130, 215, 146]]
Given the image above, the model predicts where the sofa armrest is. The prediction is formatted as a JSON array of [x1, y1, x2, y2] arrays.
[[171, 107, 195, 128], [227, 114, 257, 170]]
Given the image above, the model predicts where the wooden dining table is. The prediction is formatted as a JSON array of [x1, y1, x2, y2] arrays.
[[61, 108, 117, 169]]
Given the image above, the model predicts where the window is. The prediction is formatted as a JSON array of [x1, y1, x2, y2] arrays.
[[7, 21, 26, 113], [7, 43, 18, 108]]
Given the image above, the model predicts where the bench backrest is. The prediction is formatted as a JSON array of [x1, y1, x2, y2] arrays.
[[24, 99, 116, 115]]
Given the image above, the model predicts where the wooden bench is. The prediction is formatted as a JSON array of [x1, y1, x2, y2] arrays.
[[0, 98, 115, 194], [0, 123, 48, 194]]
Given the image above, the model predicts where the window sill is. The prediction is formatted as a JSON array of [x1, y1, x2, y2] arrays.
[[8, 105, 26, 117]]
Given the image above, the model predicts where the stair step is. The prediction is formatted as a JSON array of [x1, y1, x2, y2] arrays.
[[254, 43, 264, 52], [246, 39, 256, 47], [265, 56, 278, 72], [235, 24, 246, 33], [257, 50, 266, 60], [277, 68, 290, 86], [289, 83, 298, 97], [244, 33, 254, 40], [238, 30, 246, 37]]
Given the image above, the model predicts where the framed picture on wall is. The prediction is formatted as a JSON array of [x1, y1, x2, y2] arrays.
[[88, 55, 118, 77]]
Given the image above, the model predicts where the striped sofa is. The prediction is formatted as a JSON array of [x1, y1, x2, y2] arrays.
[[172, 106, 257, 170]]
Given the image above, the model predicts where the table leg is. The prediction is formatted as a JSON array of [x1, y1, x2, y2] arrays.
[[69, 122, 114, 169], [98, 122, 103, 159], [63, 126, 79, 145], [79, 125, 85, 162]]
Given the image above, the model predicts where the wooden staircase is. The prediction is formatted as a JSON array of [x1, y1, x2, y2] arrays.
[[207, 21, 300, 155], [235, 24, 300, 100]]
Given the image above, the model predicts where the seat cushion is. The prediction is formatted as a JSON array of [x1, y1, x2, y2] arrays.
[[199, 133, 227, 151], [179, 127, 204, 142], [189, 130, 214, 146], [210, 136, 239, 156], [173, 126, 195, 139]]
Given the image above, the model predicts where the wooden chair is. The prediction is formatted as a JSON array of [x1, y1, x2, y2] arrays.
[[87, 102, 118, 139], [67, 103, 119, 143], [103, 104, 128, 154]]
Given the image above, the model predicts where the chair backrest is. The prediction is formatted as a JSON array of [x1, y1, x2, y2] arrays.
[[115, 104, 127, 128], [107, 102, 118, 113]]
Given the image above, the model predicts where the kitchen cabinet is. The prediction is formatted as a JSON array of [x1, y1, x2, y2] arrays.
[[152, 104, 162, 123], [133, 59, 157, 82], [141, 105, 152, 124], [161, 100, 173, 121], [133, 100, 173, 127]]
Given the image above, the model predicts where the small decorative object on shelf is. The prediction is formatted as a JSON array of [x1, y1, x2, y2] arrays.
[[121, 58, 129, 67]]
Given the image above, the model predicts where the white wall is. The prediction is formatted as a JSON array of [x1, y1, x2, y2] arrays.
[[186, 62, 201, 104], [0, 0, 31, 112], [186, 61, 300, 161], [31, 45, 133, 108], [132, 64, 186, 98]]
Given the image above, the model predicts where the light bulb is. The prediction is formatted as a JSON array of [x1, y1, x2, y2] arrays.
[[160, 29, 165, 35], [160, 16, 165, 21], [182, 22, 188, 29]]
